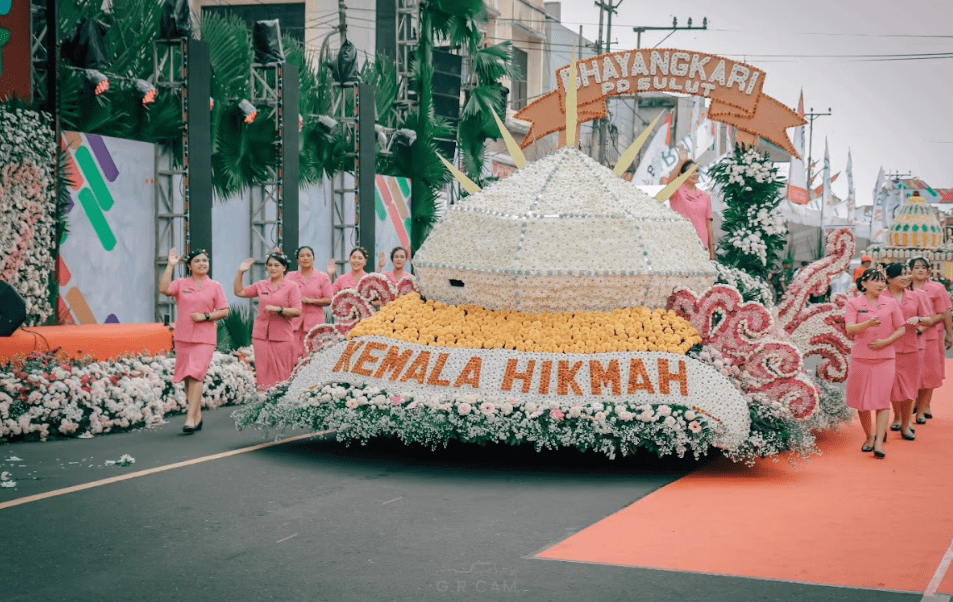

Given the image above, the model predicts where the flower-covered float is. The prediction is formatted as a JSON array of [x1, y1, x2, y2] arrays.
[[235, 134, 856, 462]]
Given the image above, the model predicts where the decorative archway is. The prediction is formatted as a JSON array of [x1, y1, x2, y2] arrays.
[[514, 49, 805, 158]]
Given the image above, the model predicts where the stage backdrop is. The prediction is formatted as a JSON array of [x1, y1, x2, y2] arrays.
[[59, 131, 412, 322], [59, 132, 155, 324]]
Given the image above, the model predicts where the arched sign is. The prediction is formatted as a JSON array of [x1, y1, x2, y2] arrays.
[[515, 49, 805, 158]]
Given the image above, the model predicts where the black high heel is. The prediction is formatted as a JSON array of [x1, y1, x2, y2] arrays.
[[890, 423, 901, 432], [924, 412, 933, 419], [861, 442, 874, 453], [182, 420, 202, 434], [901, 430, 916, 441], [874, 449, 886, 459]]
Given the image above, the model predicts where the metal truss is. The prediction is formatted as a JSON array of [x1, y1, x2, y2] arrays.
[[330, 83, 359, 272], [394, 0, 420, 122], [153, 39, 189, 323], [248, 61, 285, 282]]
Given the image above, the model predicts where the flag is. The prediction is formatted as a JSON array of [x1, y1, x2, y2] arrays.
[[846, 149, 855, 223], [822, 139, 832, 211], [786, 91, 809, 204], [812, 172, 840, 199], [632, 111, 673, 186], [872, 167, 887, 228]]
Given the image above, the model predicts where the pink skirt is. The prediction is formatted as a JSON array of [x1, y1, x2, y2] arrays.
[[847, 357, 894, 411], [173, 341, 215, 383], [293, 329, 307, 361], [253, 337, 296, 390], [921, 336, 945, 390], [891, 351, 921, 402]]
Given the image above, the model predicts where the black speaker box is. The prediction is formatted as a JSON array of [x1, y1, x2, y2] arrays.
[[0, 281, 27, 336]]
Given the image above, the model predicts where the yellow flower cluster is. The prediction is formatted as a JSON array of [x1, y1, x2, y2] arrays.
[[348, 293, 702, 355]]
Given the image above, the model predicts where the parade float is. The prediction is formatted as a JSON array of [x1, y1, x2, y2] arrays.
[[865, 193, 953, 282], [234, 53, 856, 463]]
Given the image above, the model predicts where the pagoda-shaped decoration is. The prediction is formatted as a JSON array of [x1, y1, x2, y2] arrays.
[[413, 147, 717, 313], [888, 194, 943, 249]]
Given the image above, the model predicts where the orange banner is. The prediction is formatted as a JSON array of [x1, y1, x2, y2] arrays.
[[515, 49, 806, 158]]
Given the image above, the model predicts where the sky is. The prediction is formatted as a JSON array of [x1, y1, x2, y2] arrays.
[[554, 0, 953, 205]]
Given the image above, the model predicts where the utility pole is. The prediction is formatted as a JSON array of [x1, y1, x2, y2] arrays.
[[631, 17, 708, 170], [805, 107, 832, 258], [594, 0, 622, 165]]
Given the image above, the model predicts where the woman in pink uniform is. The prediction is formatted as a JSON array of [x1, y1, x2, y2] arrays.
[[234, 252, 302, 390], [382, 246, 414, 285], [669, 148, 716, 260], [881, 263, 930, 441], [286, 246, 332, 359], [910, 256, 953, 423], [330, 247, 369, 294], [159, 248, 229, 433], [845, 269, 905, 458]]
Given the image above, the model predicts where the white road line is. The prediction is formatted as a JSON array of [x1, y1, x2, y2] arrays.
[[275, 533, 299, 544], [0, 431, 332, 511], [923, 537, 953, 601], [382, 496, 403, 505]]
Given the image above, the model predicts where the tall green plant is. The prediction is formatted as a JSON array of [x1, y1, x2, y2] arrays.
[[216, 303, 254, 352], [709, 145, 788, 282]]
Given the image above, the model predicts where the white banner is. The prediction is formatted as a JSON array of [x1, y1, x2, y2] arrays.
[[290, 336, 751, 449], [632, 111, 673, 186]]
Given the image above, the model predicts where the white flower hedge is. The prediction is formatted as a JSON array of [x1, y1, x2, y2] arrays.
[[0, 104, 58, 324]]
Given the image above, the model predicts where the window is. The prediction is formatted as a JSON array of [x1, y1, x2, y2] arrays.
[[510, 46, 528, 110]]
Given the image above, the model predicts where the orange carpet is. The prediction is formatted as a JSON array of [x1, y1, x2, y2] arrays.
[[0, 324, 174, 361], [538, 362, 953, 595]]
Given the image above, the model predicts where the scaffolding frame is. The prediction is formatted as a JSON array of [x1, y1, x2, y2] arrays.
[[247, 62, 286, 282], [394, 0, 420, 122], [152, 39, 189, 323], [330, 83, 359, 271], [30, 0, 49, 109]]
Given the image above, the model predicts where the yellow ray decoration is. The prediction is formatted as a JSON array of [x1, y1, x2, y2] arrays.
[[655, 163, 699, 202], [437, 153, 482, 195], [565, 50, 578, 148], [613, 112, 664, 176], [492, 111, 526, 169]]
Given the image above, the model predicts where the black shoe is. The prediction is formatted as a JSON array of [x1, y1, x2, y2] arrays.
[[916, 416, 927, 425], [901, 431, 916, 441], [924, 412, 933, 419], [890, 423, 902, 432], [874, 449, 886, 459], [183, 420, 202, 434], [861, 443, 874, 453]]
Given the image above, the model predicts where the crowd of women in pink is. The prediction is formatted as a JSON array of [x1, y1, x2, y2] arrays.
[[844, 257, 952, 458], [160, 244, 413, 433]]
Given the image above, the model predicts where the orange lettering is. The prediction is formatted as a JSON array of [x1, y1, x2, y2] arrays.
[[374, 346, 414, 380], [427, 353, 452, 386], [627, 358, 656, 394], [557, 361, 584, 396], [352, 342, 389, 376], [400, 352, 431, 384], [590, 359, 621, 396], [502, 359, 536, 394], [658, 358, 688, 396], [538, 360, 553, 395], [332, 341, 365, 372], [453, 357, 483, 388]]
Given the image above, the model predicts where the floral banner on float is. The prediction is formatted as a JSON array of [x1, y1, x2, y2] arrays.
[[59, 132, 155, 324], [374, 175, 412, 269]]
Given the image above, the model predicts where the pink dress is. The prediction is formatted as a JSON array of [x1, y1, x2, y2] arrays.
[[845, 295, 904, 411], [383, 270, 411, 285], [669, 186, 713, 250], [242, 279, 302, 389], [880, 290, 930, 402], [917, 281, 951, 389], [286, 270, 333, 358], [332, 270, 367, 294], [168, 277, 227, 383]]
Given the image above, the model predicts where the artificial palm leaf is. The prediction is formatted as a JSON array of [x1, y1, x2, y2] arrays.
[[216, 303, 254, 352]]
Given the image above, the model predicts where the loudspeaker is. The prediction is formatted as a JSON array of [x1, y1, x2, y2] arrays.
[[0, 281, 27, 336]]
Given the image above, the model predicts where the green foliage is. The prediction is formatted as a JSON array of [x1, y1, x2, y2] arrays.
[[709, 144, 788, 282], [217, 303, 255, 352]]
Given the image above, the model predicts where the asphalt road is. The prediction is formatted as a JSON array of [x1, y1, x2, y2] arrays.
[[0, 408, 926, 602]]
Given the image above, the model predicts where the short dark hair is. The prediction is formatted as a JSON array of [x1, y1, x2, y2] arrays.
[[909, 256, 932, 271], [296, 246, 314, 258], [679, 160, 696, 175], [267, 252, 290, 273], [856, 268, 885, 292], [390, 246, 408, 261], [349, 247, 369, 261], [884, 262, 906, 280]]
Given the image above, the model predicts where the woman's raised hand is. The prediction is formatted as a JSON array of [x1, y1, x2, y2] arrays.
[[327, 258, 337, 277], [239, 258, 255, 272], [168, 247, 181, 265], [377, 251, 386, 271]]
